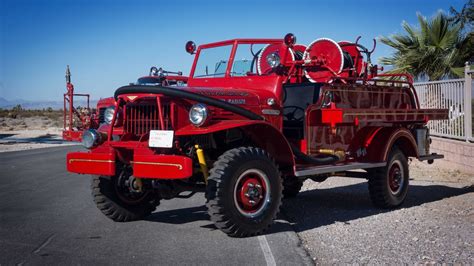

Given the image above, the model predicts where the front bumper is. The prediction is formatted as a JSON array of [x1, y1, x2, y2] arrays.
[[67, 150, 193, 179], [62, 130, 84, 142]]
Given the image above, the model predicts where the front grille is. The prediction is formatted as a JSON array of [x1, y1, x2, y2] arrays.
[[124, 101, 172, 135]]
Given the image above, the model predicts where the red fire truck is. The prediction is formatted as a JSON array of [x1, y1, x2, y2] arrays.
[[65, 34, 447, 237]]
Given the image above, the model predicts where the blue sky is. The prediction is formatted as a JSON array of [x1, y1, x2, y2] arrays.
[[0, 0, 467, 101]]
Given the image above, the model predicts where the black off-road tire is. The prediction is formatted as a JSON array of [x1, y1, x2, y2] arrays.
[[206, 147, 283, 237], [282, 177, 303, 198], [92, 175, 158, 222], [368, 148, 409, 208]]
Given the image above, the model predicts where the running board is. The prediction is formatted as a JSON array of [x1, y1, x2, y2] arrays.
[[295, 162, 387, 177]]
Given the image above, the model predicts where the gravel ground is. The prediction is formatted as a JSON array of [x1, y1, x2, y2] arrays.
[[283, 161, 474, 264], [0, 116, 61, 131]]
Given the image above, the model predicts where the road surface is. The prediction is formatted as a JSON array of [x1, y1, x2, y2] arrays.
[[0, 146, 311, 265]]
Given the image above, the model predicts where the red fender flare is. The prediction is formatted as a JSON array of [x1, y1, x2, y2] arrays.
[[364, 127, 418, 162], [175, 120, 295, 173]]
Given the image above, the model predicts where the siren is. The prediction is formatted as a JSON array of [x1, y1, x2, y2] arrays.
[[284, 33, 296, 47]]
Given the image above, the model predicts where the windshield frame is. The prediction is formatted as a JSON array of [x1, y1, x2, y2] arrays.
[[189, 39, 284, 79]]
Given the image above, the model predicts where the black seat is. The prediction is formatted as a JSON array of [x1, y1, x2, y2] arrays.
[[282, 83, 322, 139]]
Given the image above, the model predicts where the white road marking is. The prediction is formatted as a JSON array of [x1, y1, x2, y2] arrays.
[[17, 233, 56, 266], [258, 235, 276, 266], [33, 233, 56, 254]]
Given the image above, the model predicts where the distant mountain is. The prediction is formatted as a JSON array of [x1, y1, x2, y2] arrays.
[[0, 97, 9, 107], [0, 97, 98, 110]]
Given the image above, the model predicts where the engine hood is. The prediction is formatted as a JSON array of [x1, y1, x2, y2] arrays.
[[114, 85, 266, 120], [177, 86, 271, 106], [97, 97, 115, 108]]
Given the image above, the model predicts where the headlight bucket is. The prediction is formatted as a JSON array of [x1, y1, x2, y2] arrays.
[[266, 52, 280, 68], [104, 107, 115, 125], [189, 103, 209, 127], [82, 129, 104, 149]]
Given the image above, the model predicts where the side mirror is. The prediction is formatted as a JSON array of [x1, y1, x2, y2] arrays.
[[185, 41, 196, 54]]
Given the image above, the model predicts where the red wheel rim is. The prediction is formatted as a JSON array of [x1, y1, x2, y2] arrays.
[[388, 161, 403, 195], [233, 169, 271, 218]]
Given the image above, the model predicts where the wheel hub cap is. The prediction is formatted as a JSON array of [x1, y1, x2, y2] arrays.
[[241, 179, 264, 207], [234, 169, 271, 218], [388, 163, 403, 195]]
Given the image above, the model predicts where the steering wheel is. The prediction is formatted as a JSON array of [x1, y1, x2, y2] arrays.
[[283, 106, 305, 122], [250, 48, 262, 74]]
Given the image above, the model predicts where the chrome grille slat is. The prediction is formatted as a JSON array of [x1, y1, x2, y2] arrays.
[[124, 101, 171, 135]]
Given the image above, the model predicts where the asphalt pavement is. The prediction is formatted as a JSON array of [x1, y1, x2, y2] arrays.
[[0, 146, 311, 265]]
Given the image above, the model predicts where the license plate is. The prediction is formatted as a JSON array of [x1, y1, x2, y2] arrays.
[[149, 130, 174, 148]]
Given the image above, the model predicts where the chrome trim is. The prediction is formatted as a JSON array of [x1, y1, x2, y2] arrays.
[[68, 159, 114, 164], [262, 109, 280, 115], [295, 162, 387, 177], [131, 161, 183, 170]]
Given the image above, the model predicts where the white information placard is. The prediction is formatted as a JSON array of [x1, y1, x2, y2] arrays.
[[148, 130, 174, 148]]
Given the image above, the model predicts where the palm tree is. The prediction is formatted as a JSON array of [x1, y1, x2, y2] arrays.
[[449, 0, 473, 31], [379, 12, 473, 81]]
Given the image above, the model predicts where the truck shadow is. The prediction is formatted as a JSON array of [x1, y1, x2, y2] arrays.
[[145, 204, 293, 234], [144, 182, 473, 235], [282, 181, 473, 233], [146, 205, 209, 225], [0, 133, 16, 139], [0, 133, 67, 144]]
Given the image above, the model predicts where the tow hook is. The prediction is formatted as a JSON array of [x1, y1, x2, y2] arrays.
[[195, 145, 209, 184]]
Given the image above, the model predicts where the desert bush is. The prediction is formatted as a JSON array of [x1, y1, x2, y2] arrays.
[[0, 107, 64, 129]]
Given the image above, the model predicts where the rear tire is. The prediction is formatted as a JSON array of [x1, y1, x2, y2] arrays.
[[368, 148, 409, 208], [92, 167, 159, 222], [206, 147, 283, 237]]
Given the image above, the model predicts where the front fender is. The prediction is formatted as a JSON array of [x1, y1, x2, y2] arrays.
[[175, 120, 259, 136], [176, 120, 295, 174]]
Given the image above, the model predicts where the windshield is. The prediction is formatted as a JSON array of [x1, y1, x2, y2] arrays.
[[193, 45, 232, 78], [192, 43, 270, 78]]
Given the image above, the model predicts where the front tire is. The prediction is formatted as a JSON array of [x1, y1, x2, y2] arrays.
[[206, 147, 283, 237], [368, 148, 409, 208], [92, 167, 159, 222]]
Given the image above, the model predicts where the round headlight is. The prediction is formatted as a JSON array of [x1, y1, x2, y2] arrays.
[[266, 52, 280, 68], [189, 103, 208, 127], [82, 129, 101, 149], [104, 107, 115, 125]]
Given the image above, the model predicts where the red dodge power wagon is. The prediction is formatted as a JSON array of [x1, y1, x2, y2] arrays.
[[65, 34, 447, 237]]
